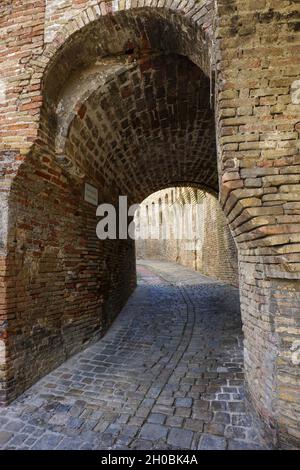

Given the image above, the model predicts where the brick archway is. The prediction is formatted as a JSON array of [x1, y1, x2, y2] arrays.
[[1, 1, 300, 449]]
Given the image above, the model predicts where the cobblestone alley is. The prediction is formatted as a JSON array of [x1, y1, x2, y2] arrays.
[[0, 260, 268, 450]]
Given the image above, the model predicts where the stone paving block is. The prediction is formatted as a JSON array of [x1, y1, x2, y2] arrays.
[[139, 423, 168, 441], [131, 439, 153, 450], [228, 440, 265, 450], [166, 416, 184, 428], [146, 386, 162, 399], [100, 433, 115, 447], [228, 402, 246, 412], [167, 428, 194, 448], [193, 399, 209, 410], [175, 407, 191, 418], [128, 416, 145, 427], [56, 437, 83, 450], [5, 421, 25, 432], [25, 440, 36, 449], [32, 433, 63, 450], [192, 410, 213, 421], [148, 413, 166, 424], [211, 401, 227, 411], [198, 434, 227, 450], [10, 433, 29, 447], [204, 422, 226, 436], [184, 418, 204, 432], [0, 431, 13, 446], [175, 397, 193, 408], [49, 414, 69, 426], [135, 407, 151, 419], [225, 426, 246, 440], [121, 425, 139, 438], [214, 411, 231, 424], [156, 397, 174, 406], [232, 414, 253, 427]]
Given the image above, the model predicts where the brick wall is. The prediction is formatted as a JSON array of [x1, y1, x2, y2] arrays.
[[136, 187, 239, 287], [0, 0, 46, 406], [216, 0, 300, 447]]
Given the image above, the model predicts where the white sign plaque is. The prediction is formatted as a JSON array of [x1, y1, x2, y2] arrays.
[[84, 183, 98, 206]]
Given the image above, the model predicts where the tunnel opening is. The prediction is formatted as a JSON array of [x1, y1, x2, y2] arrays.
[[4, 49, 220, 405], [135, 186, 239, 287]]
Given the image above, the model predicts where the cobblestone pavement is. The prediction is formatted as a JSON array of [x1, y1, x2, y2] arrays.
[[0, 260, 269, 450]]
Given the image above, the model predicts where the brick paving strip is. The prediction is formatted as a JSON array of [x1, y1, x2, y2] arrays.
[[0, 260, 269, 450]]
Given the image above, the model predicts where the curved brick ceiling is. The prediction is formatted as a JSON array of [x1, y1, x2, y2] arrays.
[[44, 7, 213, 106], [64, 53, 217, 203]]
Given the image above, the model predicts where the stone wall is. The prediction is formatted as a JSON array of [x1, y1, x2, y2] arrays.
[[136, 187, 239, 287]]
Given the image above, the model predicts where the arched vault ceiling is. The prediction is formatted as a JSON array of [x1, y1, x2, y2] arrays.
[[64, 53, 217, 203], [44, 7, 213, 105]]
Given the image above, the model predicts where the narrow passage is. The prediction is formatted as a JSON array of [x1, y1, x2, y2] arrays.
[[0, 260, 268, 450]]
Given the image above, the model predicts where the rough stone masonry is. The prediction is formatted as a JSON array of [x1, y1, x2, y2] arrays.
[[0, 0, 300, 449]]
